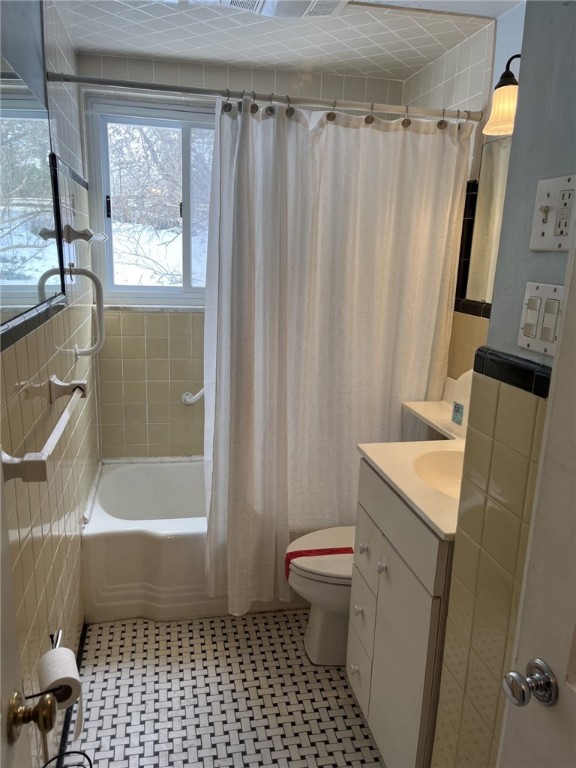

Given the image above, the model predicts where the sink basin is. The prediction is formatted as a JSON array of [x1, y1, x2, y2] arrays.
[[413, 449, 464, 499]]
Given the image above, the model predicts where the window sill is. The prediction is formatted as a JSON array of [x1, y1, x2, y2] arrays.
[[103, 304, 205, 312]]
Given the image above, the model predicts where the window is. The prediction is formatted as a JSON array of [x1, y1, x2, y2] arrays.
[[0, 106, 61, 304], [88, 100, 214, 305]]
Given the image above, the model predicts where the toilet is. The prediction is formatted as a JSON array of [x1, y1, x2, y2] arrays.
[[286, 526, 355, 666]]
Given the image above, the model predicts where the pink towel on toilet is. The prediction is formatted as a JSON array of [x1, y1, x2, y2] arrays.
[[285, 547, 354, 580]]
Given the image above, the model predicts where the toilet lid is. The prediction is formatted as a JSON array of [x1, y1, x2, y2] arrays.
[[287, 526, 355, 582]]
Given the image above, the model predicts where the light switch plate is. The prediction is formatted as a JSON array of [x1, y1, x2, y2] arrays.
[[518, 282, 564, 356], [529, 174, 575, 251]]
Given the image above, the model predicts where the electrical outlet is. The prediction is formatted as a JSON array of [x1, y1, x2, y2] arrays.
[[529, 175, 575, 251], [554, 188, 573, 236]]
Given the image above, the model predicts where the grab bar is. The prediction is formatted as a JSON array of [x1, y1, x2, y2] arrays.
[[38, 266, 105, 358], [1, 382, 86, 483], [181, 388, 204, 406]]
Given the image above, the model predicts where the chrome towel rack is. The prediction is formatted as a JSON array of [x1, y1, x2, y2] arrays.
[[1, 378, 87, 483]]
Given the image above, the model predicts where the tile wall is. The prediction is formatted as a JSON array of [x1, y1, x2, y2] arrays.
[[0, 3, 99, 764], [403, 22, 495, 175], [448, 311, 489, 380], [76, 53, 404, 107], [432, 372, 546, 767], [98, 310, 204, 458], [44, 0, 83, 176]]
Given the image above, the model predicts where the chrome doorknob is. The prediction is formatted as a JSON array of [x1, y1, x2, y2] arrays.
[[376, 560, 387, 573], [353, 605, 364, 616], [502, 658, 558, 707]]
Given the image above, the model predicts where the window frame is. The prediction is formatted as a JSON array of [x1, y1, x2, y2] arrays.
[[86, 97, 214, 306]]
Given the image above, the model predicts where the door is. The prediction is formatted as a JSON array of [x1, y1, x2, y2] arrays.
[[498, 236, 576, 766], [0, 483, 32, 767]]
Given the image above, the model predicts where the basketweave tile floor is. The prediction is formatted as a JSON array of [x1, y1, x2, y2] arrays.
[[70, 609, 382, 767]]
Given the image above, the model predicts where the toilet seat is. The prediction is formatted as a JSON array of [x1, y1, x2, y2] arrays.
[[287, 527, 355, 584]]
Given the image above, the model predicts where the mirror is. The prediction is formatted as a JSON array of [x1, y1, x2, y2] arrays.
[[0, 58, 65, 333], [465, 137, 512, 304]]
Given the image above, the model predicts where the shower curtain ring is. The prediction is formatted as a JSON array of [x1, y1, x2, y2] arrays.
[[250, 91, 259, 114], [437, 108, 447, 129], [365, 102, 375, 125], [464, 109, 471, 123], [327, 99, 337, 121], [402, 106, 411, 128], [266, 92, 276, 116], [223, 88, 232, 113], [286, 95, 295, 117]]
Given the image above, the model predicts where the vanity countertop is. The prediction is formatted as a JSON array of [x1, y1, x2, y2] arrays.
[[402, 399, 457, 440], [357, 439, 464, 540]]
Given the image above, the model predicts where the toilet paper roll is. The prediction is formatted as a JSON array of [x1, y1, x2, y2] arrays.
[[38, 647, 83, 739]]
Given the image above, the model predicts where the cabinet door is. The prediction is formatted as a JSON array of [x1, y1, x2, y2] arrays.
[[368, 536, 440, 768]]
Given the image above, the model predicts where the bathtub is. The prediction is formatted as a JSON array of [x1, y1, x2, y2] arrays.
[[82, 459, 227, 622]]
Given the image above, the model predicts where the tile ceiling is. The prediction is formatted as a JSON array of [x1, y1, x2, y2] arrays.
[[55, 0, 495, 80]]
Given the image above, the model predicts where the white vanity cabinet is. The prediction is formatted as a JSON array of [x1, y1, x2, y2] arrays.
[[347, 459, 454, 768]]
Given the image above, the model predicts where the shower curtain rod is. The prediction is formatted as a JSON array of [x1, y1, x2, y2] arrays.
[[47, 71, 482, 123]]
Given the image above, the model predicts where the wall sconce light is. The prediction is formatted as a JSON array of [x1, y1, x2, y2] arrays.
[[483, 54, 521, 136]]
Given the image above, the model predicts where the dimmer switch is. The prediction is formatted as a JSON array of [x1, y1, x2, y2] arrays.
[[523, 296, 541, 337], [540, 299, 560, 342], [518, 282, 564, 356]]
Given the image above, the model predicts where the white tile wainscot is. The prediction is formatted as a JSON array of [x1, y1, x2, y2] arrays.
[[347, 443, 460, 768]]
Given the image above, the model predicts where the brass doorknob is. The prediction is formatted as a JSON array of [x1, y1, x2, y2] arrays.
[[6, 690, 57, 745]]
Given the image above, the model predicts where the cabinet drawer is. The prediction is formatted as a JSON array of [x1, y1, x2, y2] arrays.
[[358, 459, 448, 595], [349, 566, 377, 659], [353, 505, 382, 595], [346, 625, 372, 715]]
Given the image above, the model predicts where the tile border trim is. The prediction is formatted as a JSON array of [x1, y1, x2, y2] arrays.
[[0, 299, 67, 351], [474, 346, 552, 398], [454, 298, 492, 318]]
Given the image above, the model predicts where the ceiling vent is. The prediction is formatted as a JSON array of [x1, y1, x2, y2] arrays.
[[223, 0, 350, 18]]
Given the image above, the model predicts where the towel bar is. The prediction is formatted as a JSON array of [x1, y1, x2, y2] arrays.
[[1, 382, 86, 482]]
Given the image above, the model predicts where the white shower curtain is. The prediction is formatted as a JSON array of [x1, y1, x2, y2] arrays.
[[204, 97, 472, 615]]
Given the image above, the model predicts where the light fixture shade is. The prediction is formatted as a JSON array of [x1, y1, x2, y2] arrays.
[[482, 84, 518, 135], [483, 54, 521, 136]]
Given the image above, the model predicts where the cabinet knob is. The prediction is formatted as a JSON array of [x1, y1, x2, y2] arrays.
[[377, 560, 388, 573], [353, 604, 364, 616], [358, 543, 369, 555], [349, 664, 359, 675]]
